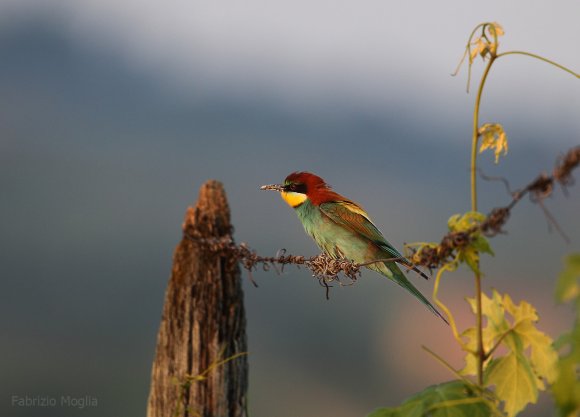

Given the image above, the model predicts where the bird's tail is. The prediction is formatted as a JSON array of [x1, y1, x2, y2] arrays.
[[371, 262, 449, 325]]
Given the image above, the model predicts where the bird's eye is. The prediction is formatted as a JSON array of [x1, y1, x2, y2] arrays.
[[285, 183, 306, 193]]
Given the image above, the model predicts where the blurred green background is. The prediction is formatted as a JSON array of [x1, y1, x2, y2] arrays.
[[1, 1, 579, 416]]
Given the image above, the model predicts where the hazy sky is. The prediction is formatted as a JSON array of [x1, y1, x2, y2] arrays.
[[0, 2, 579, 417], [1, 0, 579, 143]]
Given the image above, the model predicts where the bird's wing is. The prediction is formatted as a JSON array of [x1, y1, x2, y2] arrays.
[[319, 200, 431, 280], [318, 200, 404, 260]]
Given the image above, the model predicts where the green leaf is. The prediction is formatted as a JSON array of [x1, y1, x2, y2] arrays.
[[472, 235, 495, 256], [551, 354, 580, 417], [551, 253, 580, 417], [367, 381, 495, 417], [484, 352, 539, 417], [460, 246, 481, 274], [555, 254, 580, 303]]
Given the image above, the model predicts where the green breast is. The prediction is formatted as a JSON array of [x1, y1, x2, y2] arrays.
[[294, 200, 370, 261]]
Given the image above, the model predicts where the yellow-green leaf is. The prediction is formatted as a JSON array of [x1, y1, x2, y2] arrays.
[[503, 294, 538, 325], [448, 214, 462, 230], [464, 290, 558, 391], [551, 254, 580, 417], [500, 295, 559, 384], [555, 254, 580, 303], [465, 291, 508, 334], [483, 290, 510, 332], [484, 352, 538, 417], [447, 212, 493, 273], [516, 320, 558, 383], [448, 212, 486, 232], [460, 351, 479, 377], [487, 22, 505, 37], [462, 292, 510, 377], [478, 123, 508, 164], [459, 327, 479, 376], [552, 354, 580, 417], [459, 327, 494, 377]]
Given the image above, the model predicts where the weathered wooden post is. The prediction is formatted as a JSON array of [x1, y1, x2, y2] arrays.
[[147, 180, 248, 417]]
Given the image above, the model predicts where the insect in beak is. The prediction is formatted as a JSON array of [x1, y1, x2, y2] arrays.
[[260, 184, 284, 192]]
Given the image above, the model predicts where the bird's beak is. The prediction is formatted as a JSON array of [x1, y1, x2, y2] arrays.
[[260, 183, 284, 192]]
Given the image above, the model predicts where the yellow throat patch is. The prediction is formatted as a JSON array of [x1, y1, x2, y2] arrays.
[[281, 191, 307, 208]]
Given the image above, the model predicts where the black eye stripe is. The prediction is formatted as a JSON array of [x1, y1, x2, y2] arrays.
[[295, 183, 307, 194], [285, 183, 307, 194]]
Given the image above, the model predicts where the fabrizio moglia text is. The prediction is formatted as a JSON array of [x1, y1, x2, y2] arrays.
[[11, 394, 98, 409]]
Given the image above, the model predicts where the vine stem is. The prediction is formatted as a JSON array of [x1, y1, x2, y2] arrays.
[[470, 55, 496, 211], [471, 49, 578, 209], [464, 21, 579, 391], [471, 53, 496, 388], [496, 51, 579, 78], [469, 45, 577, 386], [432, 261, 469, 349]]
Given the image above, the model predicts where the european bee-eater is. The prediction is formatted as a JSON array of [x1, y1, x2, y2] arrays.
[[261, 171, 447, 323]]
